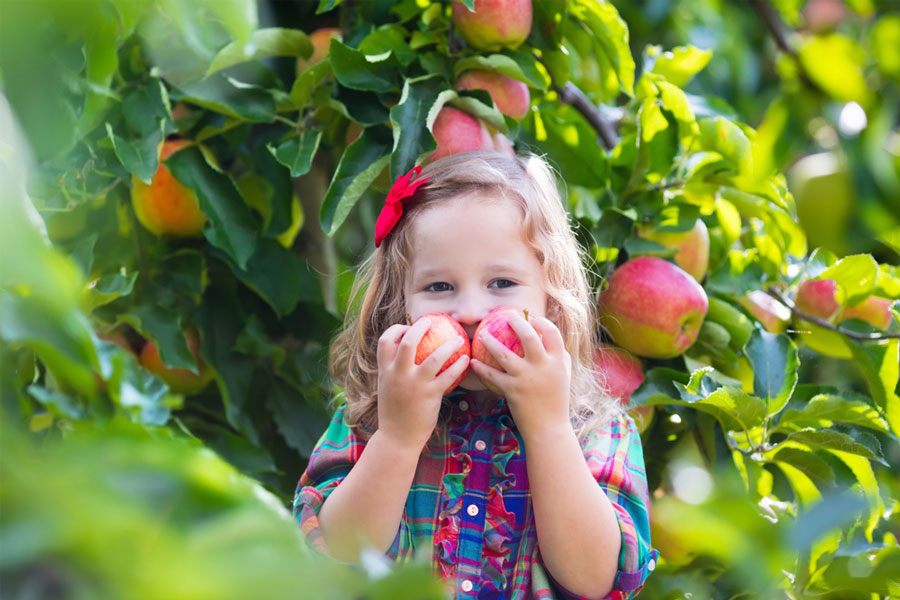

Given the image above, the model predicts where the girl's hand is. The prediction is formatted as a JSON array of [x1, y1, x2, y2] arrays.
[[469, 314, 572, 439], [376, 316, 469, 451]]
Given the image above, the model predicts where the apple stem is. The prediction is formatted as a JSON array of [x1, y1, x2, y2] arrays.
[[406, 313, 413, 326], [523, 309, 529, 321]]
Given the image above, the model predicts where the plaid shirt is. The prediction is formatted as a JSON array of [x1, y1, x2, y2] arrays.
[[294, 391, 658, 599]]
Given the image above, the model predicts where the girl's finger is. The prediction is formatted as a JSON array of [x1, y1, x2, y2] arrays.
[[418, 334, 466, 378], [506, 314, 545, 359], [477, 330, 522, 374], [529, 315, 566, 355], [377, 323, 411, 365], [433, 353, 470, 391], [395, 316, 433, 365], [469, 357, 511, 394]]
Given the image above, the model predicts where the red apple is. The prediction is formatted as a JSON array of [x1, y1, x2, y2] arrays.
[[455, 70, 530, 119], [428, 106, 494, 162], [452, 0, 533, 51], [598, 257, 709, 359], [594, 345, 654, 433], [637, 219, 710, 282], [471, 306, 527, 393], [738, 290, 791, 333], [130, 139, 206, 237], [139, 328, 212, 395], [795, 279, 842, 320], [297, 27, 342, 71], [842, 296, 895, 330], [413, 312, 471, 395]]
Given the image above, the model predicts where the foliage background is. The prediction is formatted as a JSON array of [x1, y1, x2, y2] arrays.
[[1, 0, 898, 598]]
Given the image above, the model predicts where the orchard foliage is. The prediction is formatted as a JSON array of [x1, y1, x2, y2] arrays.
[[0, 0, 898, 598]]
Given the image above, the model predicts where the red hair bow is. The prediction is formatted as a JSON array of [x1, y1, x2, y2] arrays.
[[374, 165, 431, 248]]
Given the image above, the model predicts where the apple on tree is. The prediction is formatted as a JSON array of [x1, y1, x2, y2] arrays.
[[452, 0, 533, 52], [297, 27, 342, 72], [637, 218, 710, 282], [594, 345, 654, 432], [598, 256, 709, 359], [455, 70, 531, 120], [139, 328, 212, 395], [738, 290, 792, 333], [412, 312, 471, 395], [131, 139, 206, 237], [428, 106, 495, 162]]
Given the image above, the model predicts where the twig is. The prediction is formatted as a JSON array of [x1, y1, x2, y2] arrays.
[[747, 0, 823, 94], [556, 82, 618, 150], [766, 286, 900, 341]]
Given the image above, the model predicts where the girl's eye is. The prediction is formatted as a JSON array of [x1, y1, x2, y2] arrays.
[[426, 282, 452, 292], [490, 279, 516, 289]]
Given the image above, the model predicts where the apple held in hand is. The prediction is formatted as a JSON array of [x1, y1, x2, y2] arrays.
[[452, 0, 533, 52], [140, 328, 212, 395], [598, 256, 709, 359], [131, 139, 206, 237], [471, 306, 527, 393], [414, 312, 471, 395]]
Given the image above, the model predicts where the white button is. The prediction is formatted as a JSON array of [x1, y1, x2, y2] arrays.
[[467, 503, 479, 517], [647, 558, 656, 572], [461, 580, 474, 592], [459, 400, 469, 412], [474, 439, 487, 451]]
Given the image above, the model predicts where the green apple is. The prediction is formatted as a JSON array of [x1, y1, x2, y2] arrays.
[[788, 152, 854, 256]]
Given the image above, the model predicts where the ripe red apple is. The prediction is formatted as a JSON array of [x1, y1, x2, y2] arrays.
[[428, 106, 494, 162], [139, 328, 212, 395], [738, 290, 791, 333], [452, 0, 533, 51], [471, 306, 527, 393], [297, 27, 342, 71], [598, 257, 709, 359], [131, 139, 206, 237], [842, 296, 895, 330], [594, 345, 654, 432], [637, 219, 710, 282], [455, 70, 530, 119], [413, 312, 471, 395], [793, 279, 851, 358]]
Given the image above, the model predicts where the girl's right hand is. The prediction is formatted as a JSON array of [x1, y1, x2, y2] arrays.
[[376, 316, 469, 451]]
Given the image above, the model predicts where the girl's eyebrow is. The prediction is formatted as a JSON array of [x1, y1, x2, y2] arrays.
[[413, 264, 526, 281]]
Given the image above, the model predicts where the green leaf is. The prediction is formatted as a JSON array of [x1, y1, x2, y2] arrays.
[[770, 447, 836, 492], [706, 250, 766, 296], [359, 24, 417, 67], [121, 304, 195, 372], [847, 338, 900, 438], [531, 104, 607, 188], [176, 73, 277, 122], [165, 146, 257, 270], [329, 39, 400, 93], [390, 76, 453, 179], [82, 271, 138, 312], [818, 254, 879, 305], [797, 34, 869, 104], [629, 367, 690, 406], [26, 385, 87, 420], [316, 0, 344, 13], [451, 92, 508, 132], [453, 52, 549, 90], [268, 130, 322, 178], [289, 61, 332, 107], [778, 394, 891, 434], [568, 0, 635, 95], [698, 117, 752, 176], [785, 429, 888, 466], [122, 79, 174, 137], [207, 28, 313, 76], [706, 297, 754, 349], [106, 122, 164, 184], [266, 379, 332, 457], [789, 492, 868, 551], [745, 330, 798, 416], [649, 45, 712, 87], [320, 126, 392, 236]]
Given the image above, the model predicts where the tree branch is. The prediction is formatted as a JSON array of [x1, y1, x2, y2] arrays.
[[747, 0, 823, 94], [556, 82, 618, 150], [766, 287, 900, 341]]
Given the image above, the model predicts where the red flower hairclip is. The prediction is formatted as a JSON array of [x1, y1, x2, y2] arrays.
[[374, 165, 431, 248]]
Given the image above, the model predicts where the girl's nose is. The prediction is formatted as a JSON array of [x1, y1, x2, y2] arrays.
[[451, 296, 491, 336]]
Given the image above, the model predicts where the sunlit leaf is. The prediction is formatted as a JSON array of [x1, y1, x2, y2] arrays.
[[207, 28, 312, 76]]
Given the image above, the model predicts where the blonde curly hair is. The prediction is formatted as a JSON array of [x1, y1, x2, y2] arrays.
[[329, 150, 618, 438]]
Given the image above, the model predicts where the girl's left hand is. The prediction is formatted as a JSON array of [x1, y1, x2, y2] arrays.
[[469, 314, 572, 439]]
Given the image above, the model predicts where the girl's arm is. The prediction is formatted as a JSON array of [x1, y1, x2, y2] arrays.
[[524, 425, 621, 598], [317, 430, 423, 561], [319, 318, 469, 562]]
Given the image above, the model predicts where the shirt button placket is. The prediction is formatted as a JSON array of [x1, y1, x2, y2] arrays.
[[456, 424, 493, 598]]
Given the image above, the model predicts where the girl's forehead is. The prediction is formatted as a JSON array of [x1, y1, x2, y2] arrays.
[[412, 191, 522, 229]]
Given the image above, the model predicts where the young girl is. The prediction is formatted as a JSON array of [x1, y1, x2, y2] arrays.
[[294, 151, 657, 599]]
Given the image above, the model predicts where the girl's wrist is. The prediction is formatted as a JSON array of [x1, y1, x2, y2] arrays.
[[518, 417, 574, 448], [372, 427, 429, 457]]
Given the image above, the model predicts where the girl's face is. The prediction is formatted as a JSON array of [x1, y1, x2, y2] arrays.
[[405, 193, 549, 390]]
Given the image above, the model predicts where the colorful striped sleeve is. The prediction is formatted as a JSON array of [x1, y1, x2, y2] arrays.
[[581, 410, 658, 599], [292, 403, 366, 556]]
